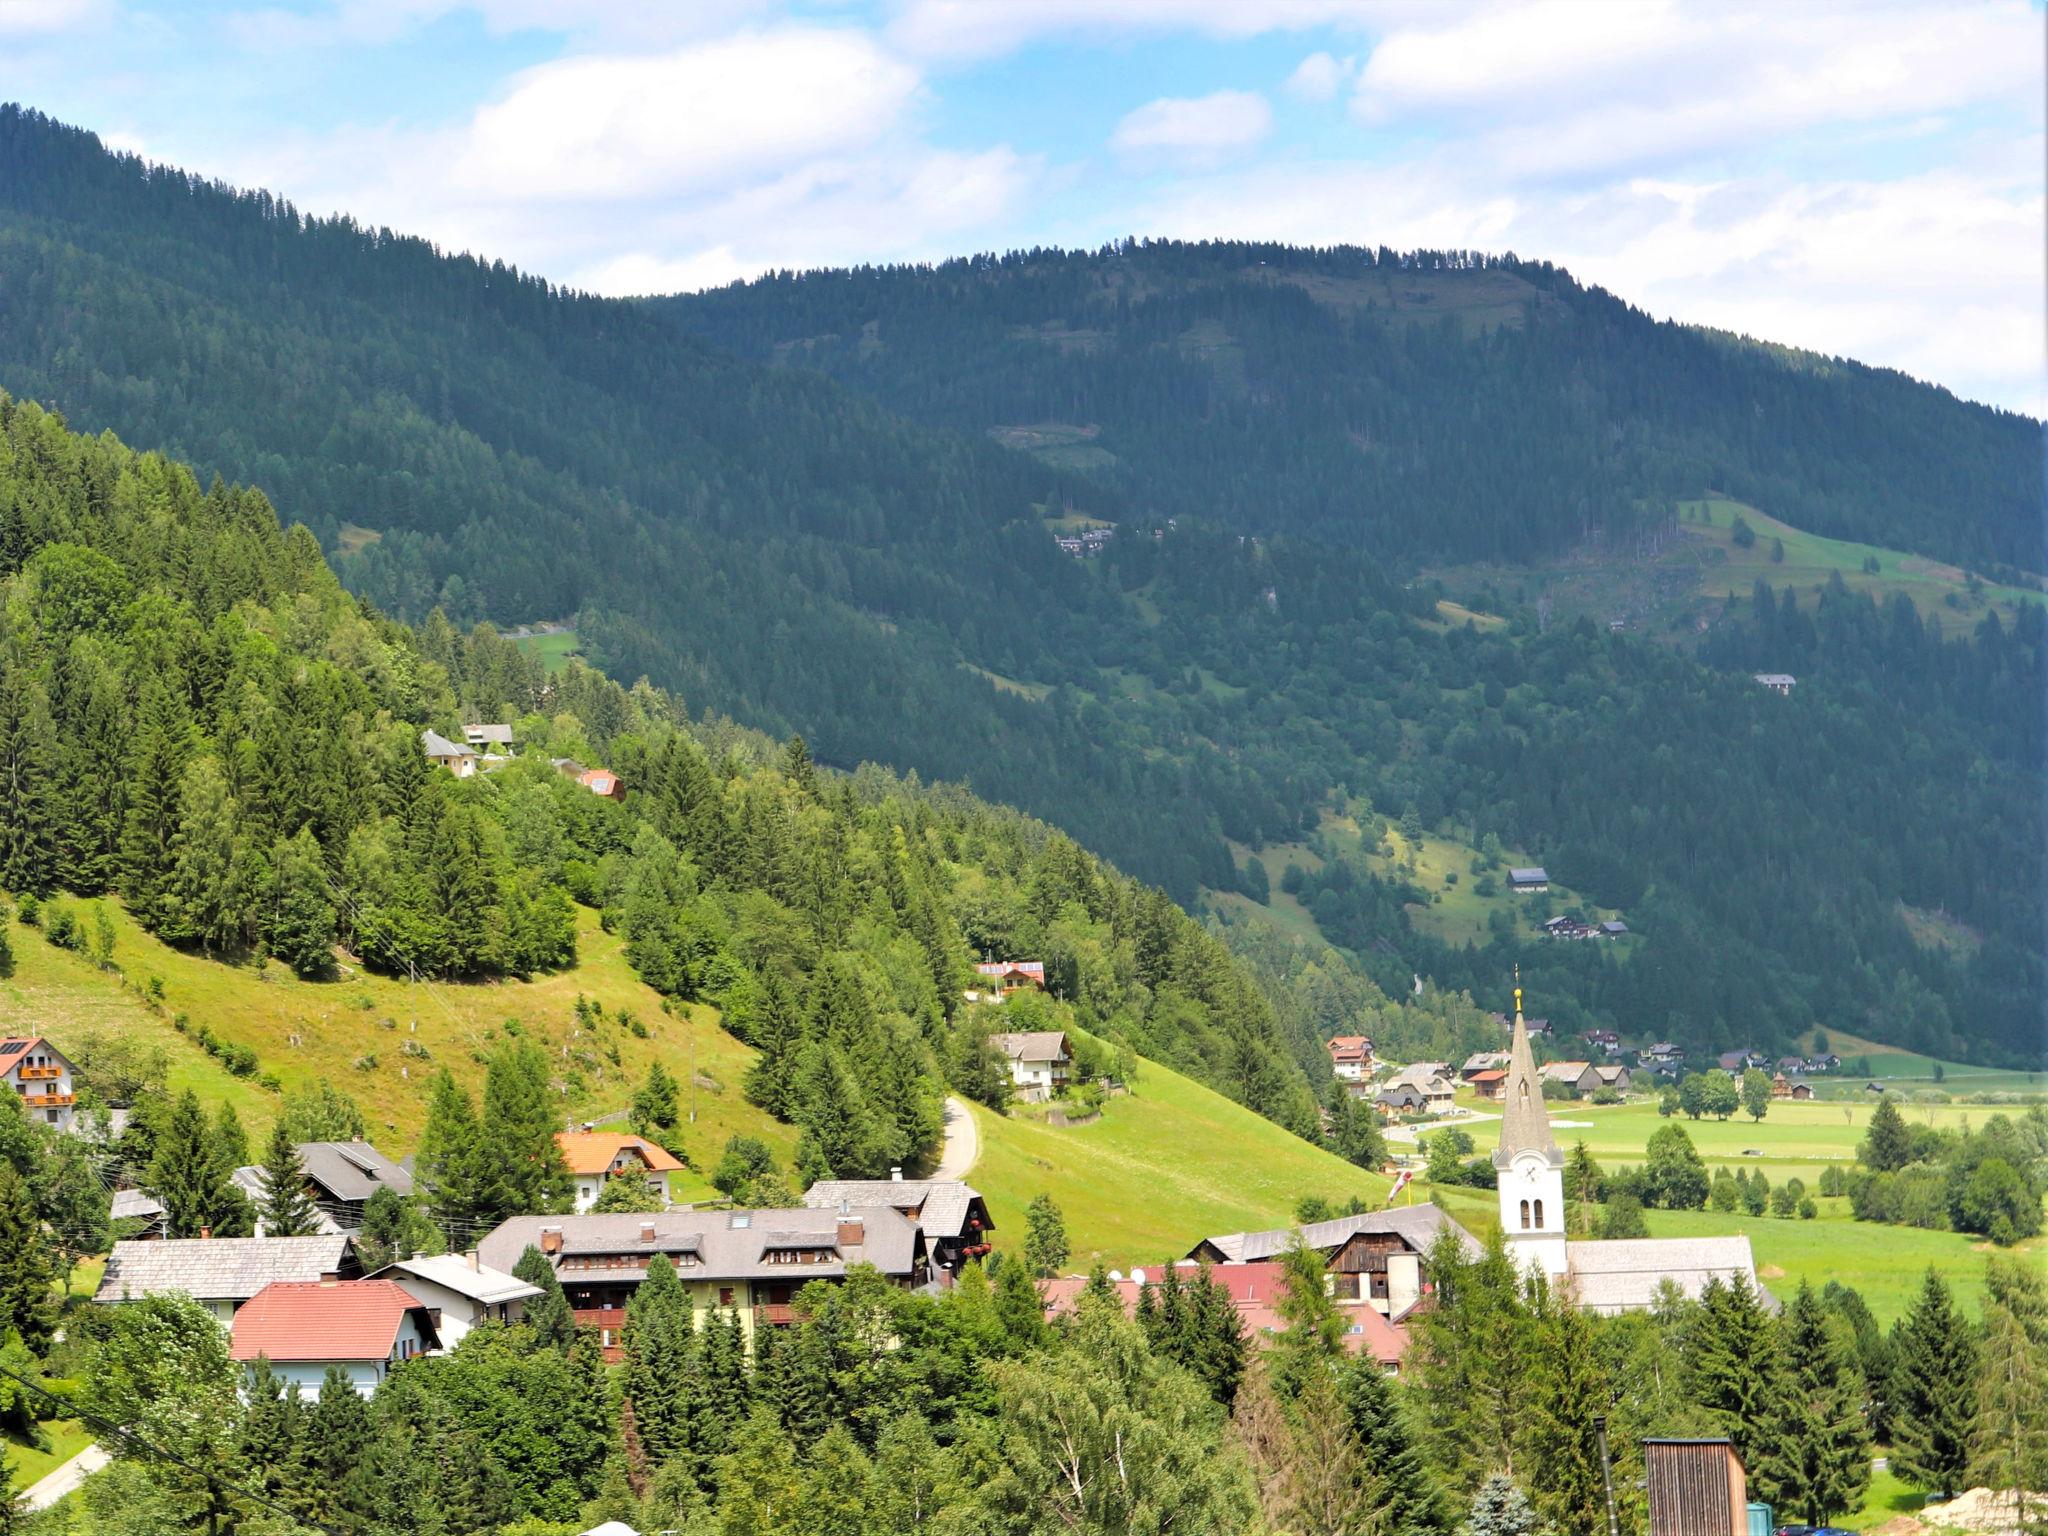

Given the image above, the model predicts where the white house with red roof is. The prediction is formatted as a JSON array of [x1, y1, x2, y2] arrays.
[[231, 1279, 440, 1397], [1326, 1035, 1375, 1082], [0, 1036, 78, 1132], [555, 1131, 685, 1213]]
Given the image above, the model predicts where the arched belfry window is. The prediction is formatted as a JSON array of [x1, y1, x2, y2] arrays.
[[1533, 1199, 1545, 1228], [1519, 1199, 1531, 1230], [1518, 1080, 1530, 1107]]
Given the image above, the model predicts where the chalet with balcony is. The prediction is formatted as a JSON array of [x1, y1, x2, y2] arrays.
[[974, 961, 1046, 997], [1584, 1029, 1621, 1055], [1, 1036, 77, 1132], [1326, 1036, 1375, 1082], [477, 1206, 928, 1359], [991, 1030, 1070, 1102], [1460, 1051, 1509, 1080], [801, 1174, 992, 1277], [555, 1132, 685, 1213], [1190, 1206, 1481, 1323]]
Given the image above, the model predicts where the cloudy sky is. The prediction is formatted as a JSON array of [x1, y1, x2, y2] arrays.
[[6, 0, 2043, 413]]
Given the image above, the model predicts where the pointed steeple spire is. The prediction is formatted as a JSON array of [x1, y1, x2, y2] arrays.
[[1493, 979, 1562, 1169]]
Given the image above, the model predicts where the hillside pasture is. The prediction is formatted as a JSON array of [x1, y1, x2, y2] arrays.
[[510, 626, 583, 672]]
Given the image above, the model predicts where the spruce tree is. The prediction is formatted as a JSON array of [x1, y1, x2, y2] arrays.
[[1460, 1475, 1545, 1536], [623, 1255, 697, 1470], [743, 973, 804, 1119], [1526, 1295, 1613, 1536], [992, 1255, 1050, 1350], [1891, 1268, 1980, 1498], [162, 755, 245, 951], [255, 1120, 322, 1237], [0, 1166, 55, 1350], [1753, 1282, 1871, 1524], [1341, 1353, 1453, 1536], [1683, 1273, 1778, 1466], [0, 648, 58, 898], [146, 1089, 253, 1238], [1860, 1095, 1913, 1172], [119, 678, 194, 929], [481, 1038, 572, 1216], [267, 826, 337, 978], [512, 1243, 576, 1352], [1968, 1301, 2048, 1535], [415, 1069, 492, 1238], [1022, 1193, 1070, 1279]]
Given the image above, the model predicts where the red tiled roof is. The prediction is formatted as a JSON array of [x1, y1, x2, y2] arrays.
[[1041, 1260, 1410, 1364], [1467, 1069, 1508, 1083], [555, 1131, 685, 1176], [231, 1280, 430, 1362]]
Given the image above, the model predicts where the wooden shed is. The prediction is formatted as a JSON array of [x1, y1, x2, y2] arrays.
[[1645, 1438, 1748, 1536]]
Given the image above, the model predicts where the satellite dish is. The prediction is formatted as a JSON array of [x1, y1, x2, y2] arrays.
[[1107, 1270, 1123, 1282], [1130, 1267, 1147, 1285]]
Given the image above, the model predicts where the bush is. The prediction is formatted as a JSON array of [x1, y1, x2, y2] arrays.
[[1797, 1197, 1818, 1220], [1818, 1165, 1847, 1197], [43, 902, 81, 949]]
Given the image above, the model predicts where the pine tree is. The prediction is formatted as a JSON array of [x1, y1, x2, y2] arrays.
[[1753, 1282, 1871, 1524], [255, 1119, 322, 1237], [1526, 1294, 1613, 1536], [624, 1255, 698, 1471], [146, 1089, 253, 1238], [482, 1038, 573, 1215], [992, 1255, 1050, 1350], [162, 755, 247, 951], [1683, 1273, 1778, 1466], [267, 825, 337, 978], [1341, 1353, 1453, 1536], [1860, 1095, 1913, 1172], [237, 1355, 309, 1503], [0, 647, 58, 898], [512, 1242, 577, 1352], [1968, 1301, 2048, 1536], [744, 973, 805, 1119], [1460, 1474, 1545, 1536], [119, 679, 195, 928], [415, 1069, 493, 1238], [1891, 1268, 1980, 1498], [0, 1165, 55, 1350], [630, 1061, 681, 1144], [1022, 1193, 1070, 1279]]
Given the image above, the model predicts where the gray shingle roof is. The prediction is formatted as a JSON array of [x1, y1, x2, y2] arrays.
[[1509, 867, 1549, 883], [1195, 1204, 1481, 1265], [420, 729, 473, 758], [476, 1205, 924, 1284], [95, 1235, 358, 1304], [229, 1166, 346, 1236], [992, 1031, 1067, 1063], [298, 1141, 414, 1202], [800, 1179, 989, 1240], [372, 1254, 543, 1307], [465, 724, 515, 745], [1565, 1236, 1771, 1313]]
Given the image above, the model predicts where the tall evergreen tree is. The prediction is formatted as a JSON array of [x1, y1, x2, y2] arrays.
[[254, 1120, 322, 1237], [1682, 1273, 1778, 1466], [0, 1166, 55, 1350], [1968, 1300, 2048, 1536], [1891, 1268, 1980, 1499], [0, 646, 58, 898], [512, 1243, 577, 1352], [415, 1070, 494, 1239], [1753, 1283, 1871, 1525], [118, 678, 195, 928], [1341, 1353, 1453, 1536], [1021, 1193, 1070, 1280], [482, 1039, 574, 1216], [1860, 1096, 1914, 1173], [145, 1089, 252, 1238], [1526, 1294, 1614, 1536]]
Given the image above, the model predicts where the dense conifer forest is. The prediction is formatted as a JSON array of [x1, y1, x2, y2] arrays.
[[0, 107, 2040, 1066]]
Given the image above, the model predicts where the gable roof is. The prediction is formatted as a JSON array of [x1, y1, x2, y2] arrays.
[[975, 960, 1045, 981], [371, 1254, 543, 1308], [1540, 1061, 1593, 1079], [297, 1141, 413, 1202], [97, 1235, 357, 1303], [554, 1131, 685, 1177], [231, 1279, 437, 1362], [1467, 1069, 1508, 1085], [477, 1206, 924, 1284], [1565, 1236, 1771, 1312], [419, 729, 474, 758], [992, 1031, 1068, 1063], [800, 1179, 989, 1240], [1508, 866, 1549, 883], [1195, 1204, 1480, 1265], [465, 723, 515, 745], [0, 1035, 60, 1064]]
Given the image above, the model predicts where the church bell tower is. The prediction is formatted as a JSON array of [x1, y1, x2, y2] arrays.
[[1494, 985, 1568, 1282]]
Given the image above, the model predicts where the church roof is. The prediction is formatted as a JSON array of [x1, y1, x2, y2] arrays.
[[1564, 1236, 1772, 1313], [1492, 999, 1563, 1170]]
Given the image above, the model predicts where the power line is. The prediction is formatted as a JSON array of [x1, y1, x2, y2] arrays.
[[0, 1358, 346, 1536]]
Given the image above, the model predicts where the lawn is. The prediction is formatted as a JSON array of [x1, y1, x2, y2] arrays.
[[1817, 1028, 2045, 1097], [969, 1056, 1386, 1271], [1677, 495, 2042, 638], [1, 899, 795, 1169], [510, 627, 583, 672], [2, 1418, 93, 1493]]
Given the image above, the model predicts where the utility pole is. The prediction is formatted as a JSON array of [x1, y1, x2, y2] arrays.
[[1594, 1415, 1620, 1536]]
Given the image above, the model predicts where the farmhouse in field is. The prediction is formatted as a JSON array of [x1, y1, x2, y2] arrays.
[[478, 1206, 928, 1358], [1, 1035, 78, 1133], [992, 1030, 1070, 1102], [556, 1131, 684, 1213], [1495, 997, 1768, 1312], [1327, 1035, 1376, 1081], [230, 1279, 440, 1397], [1542, 915, 1596, 940], [1508, 866, 1550, 892]]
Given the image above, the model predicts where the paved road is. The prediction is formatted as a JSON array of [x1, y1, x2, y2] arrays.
[[933, 1096, 980, 1180], [22, 1443, 109, 1510]]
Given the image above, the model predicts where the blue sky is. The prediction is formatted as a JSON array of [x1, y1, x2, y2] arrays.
[[5, 0, 2043, 412]]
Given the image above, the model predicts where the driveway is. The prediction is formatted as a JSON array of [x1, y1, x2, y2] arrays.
[[22, 1443, 109, 1510], [932, 1096, 980, 1180]]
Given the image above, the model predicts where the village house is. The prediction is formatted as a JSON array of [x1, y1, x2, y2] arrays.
[[801, 1175, 992, 1278], [464, 723, 515, 755], [421, 728, 478, 777], [1538, 1061, 1602, 1098], [548, 757, 625, 798], [556, 1131, 685, 1213], [272, 1140, 413, 1229], [1716, 1049, 1771, 1074], [1326, 1035, 1376, 1081], [1190, 1206, 1481, 1324], [1753, 673, 1796, 696], [974, 960, 1046, 996], [230, 1279, 440, 1398], [1508, 866, 1550, 892], [1375, 1065, 1456, 1118], [369, 1253, 542, 1347], [1583, 1029, 1621, 1056], [1468, 1068, 1509, 1102], [95, 1235, 361, 1322], [992, 1030, 1070, 1102], [1770, 1074, 1815, 1101], [1459, 1051, 1509, 1080], [1038, 1260, 1411, 1374], [1600, 920, 1629, 939], [1542, 915, 1596, 941], [1, 1036, 78, 1132], [478, 1206, 928, 1359]]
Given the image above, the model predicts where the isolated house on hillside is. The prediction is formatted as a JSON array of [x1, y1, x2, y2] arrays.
[[974, 961, 1046, 995], [1, 1036, 78, 1132], [1508, 866, 1549, 892], [1753, 673, 1796, 695], [992, 1031, 1070, 1102], [464, 723, 515, 754], [555, 1132, 685, 1213], [421, 729, 478, 777], [230, 1279, 439, 1397]]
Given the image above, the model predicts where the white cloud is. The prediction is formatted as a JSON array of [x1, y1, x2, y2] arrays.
[[1112, 90, 1272, 163], [885, 0, 1413, 63], [1285, 51, 1352, 102], [575, 245, 757, 296], [0, 0, 104, 31], [452, 29, 921, 200]]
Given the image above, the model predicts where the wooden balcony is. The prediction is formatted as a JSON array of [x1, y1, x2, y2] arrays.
[[753, 1304, 798, 1327], [21, 1091, 74, 1108], [17, 1065, 62, 1080]]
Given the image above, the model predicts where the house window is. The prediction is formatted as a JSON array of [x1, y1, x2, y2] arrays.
[[1519, 1199, 1530, 1230], [600, 1328, 616, 1349], [1533, 1199, 1545, 1228], [718, 1287, 735, 1307]]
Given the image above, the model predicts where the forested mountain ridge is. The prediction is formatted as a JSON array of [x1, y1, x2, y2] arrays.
[[665, 240, 2044, 578], [0, 390, 1345, 1165], [0, 106, 2040, 1070]]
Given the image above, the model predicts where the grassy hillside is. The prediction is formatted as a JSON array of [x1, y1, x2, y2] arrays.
[[1, 897, 796, 1183], [969, 1056, 1386, 1270]]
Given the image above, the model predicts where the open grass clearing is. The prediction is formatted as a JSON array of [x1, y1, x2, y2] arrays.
[[1, 899, 794, 1169], [970, 1055, 1385, 1271], [510, 627, 583, 672], [332, 522, 382, 557]]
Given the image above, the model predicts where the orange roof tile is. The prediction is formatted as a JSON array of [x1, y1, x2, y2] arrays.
[[554, 1131, 685, 1176], [231, 1280, 432, 1362]]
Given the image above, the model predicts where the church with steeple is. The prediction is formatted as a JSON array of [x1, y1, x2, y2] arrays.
[[1493, 987, 1773, 1314]]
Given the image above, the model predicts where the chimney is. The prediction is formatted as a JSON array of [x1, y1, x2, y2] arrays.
[[540, 1227, 563, 1255], [639, 1222, 657, 1245], [199, 1226, 211, 1241], [890, 1166, 903, 1182], [837, 1216, 865, 1249], [465, 1249, 480, 1272]]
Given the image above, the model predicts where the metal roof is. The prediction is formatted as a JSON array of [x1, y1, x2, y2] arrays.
[[1195, 1204, 1480, 1265], [372, 1254, 543, 1308], [1565, 1236, 1772, 1313]]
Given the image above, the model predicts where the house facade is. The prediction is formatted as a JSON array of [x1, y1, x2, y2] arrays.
[[420, 729, 478, 777], [478, 1206, 928, 1359], [1375, 1066, 1455, 1117], [230, 1279, 439, 1397], [974, 961, 1046, 996], [371, 1254, 542, 1347], [556, 1132, 684, 1213], [1191, 1206, 1481, 1325], [1508, 867, 1549, 892], [1, 1036, 78, 1132], [992, 1031, 1070, 1102], [801, 1176, 991, 1277], [1326, 1036, 1375, 1082]]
